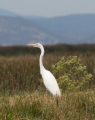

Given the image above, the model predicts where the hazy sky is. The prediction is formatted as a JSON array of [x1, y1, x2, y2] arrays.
[[0, 0, 95, 17]]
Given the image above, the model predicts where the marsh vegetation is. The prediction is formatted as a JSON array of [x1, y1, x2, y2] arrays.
[[0, 44, 95, 119]]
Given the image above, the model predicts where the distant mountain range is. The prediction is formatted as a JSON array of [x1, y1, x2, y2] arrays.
[[0, 9, 95, 45], [0, 9, 19, 17]]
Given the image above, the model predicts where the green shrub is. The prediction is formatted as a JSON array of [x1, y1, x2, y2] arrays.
[[52, 56, 93, 92]]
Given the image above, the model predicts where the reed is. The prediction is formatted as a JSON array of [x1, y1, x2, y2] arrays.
[[0, 91, 95, 120], [0, 44, 95, 119]]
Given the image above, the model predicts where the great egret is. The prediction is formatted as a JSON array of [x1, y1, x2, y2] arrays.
[[27, 43, 61, 96]]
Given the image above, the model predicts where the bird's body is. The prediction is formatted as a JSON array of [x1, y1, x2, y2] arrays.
[[41, 69, 61, 96], [27, 43, 61, 96]]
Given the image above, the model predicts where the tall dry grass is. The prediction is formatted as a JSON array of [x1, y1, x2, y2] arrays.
[[0, 44, 95, 119], [0, 91, 95, 120], [0, 44, 95, 93]]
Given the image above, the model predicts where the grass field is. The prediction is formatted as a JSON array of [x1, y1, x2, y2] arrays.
[[0, 44, 95, 119], [1, 91, 95, 120]]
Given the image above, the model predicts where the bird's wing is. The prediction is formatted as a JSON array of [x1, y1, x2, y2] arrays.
[[42, 70, 60, 95]]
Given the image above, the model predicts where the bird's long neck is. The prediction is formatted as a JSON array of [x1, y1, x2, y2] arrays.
[[39, 46, 45, 74]]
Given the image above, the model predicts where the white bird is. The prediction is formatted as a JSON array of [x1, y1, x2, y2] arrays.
[[27, 43, 61, 96]]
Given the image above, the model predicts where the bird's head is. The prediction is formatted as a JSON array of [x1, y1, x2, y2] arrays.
[[27, 43, 43, 48]]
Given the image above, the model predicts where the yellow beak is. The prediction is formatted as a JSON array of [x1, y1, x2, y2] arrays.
[[27, 44, 37, 47]]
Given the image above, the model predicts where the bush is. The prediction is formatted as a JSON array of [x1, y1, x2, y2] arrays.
[[52, 56, 93, 92]]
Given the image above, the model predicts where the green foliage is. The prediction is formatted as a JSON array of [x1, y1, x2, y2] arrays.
[[0, 91, 95, 120], [52, 56, 93, 91]]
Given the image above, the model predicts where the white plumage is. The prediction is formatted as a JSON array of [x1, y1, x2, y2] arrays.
[[27, 43, 61, 96]]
